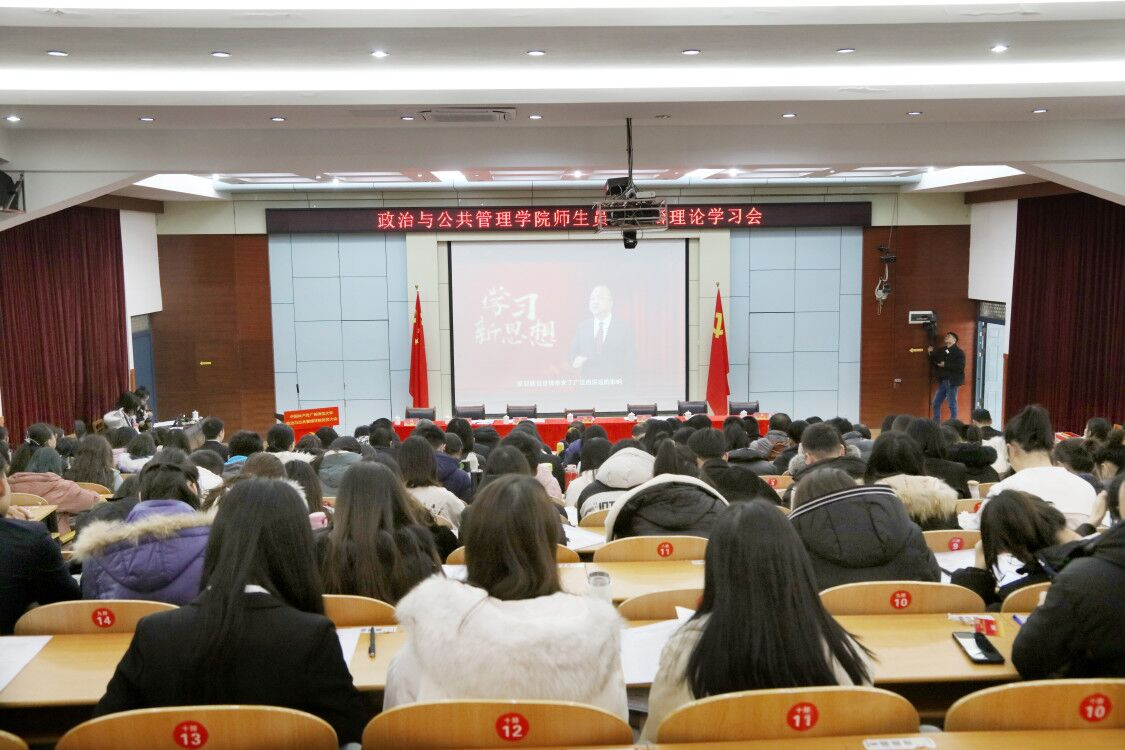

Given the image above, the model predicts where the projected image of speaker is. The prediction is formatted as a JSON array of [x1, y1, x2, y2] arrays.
[[449, 239, 688, 414]]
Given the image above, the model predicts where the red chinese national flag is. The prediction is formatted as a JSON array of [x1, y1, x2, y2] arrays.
[[706, 289, 730, 415], [409, 292, 429, 408]]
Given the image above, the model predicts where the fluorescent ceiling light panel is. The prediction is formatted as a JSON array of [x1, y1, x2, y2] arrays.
[[432, 170, 467, 182]]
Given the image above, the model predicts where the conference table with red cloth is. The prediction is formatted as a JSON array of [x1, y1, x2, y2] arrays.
[[392, 415, 770, 444]]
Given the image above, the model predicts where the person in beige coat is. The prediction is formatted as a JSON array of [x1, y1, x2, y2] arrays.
[[642, 501, 873, 742]]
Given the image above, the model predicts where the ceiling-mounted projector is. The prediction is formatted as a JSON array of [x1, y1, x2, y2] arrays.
[[593, 119, 668, 248]]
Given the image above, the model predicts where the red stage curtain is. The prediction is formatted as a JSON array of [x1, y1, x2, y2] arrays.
[[1006, 193, 1125, 430], [0, 207, 130, 441]]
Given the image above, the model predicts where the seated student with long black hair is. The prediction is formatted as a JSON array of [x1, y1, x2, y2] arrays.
[[642, 501, 873, 741], [94, 478, 368, 744], [951, 489, 1081, 608], [385, 475, 627, 719], [64, 434, 123, 491], [319, 462, 441, 604]]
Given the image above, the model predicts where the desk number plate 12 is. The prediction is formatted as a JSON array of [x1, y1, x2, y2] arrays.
[[863, 740, 937, 750]]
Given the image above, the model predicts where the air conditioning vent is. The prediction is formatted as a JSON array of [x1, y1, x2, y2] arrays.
[[417, 108, 515, 123]]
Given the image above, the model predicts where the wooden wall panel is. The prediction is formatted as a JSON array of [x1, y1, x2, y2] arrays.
[[151, 234, 275, 435], [860, 225, 976, 426]]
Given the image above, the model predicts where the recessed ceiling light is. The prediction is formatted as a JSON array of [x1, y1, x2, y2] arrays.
[[46, 50, 68, 57], [270, 116, 286, 122], [782, 112, 797, 118], [907, 111, 923, 116], [836, 48, 856, 54], [727, 168, 739, 177], [371, 49, 389, 58], [210, 174, 221, 180], [210, 51, 232, 58], [681, 49, 701, 56], [138, 116, 155, 122], [5, 115, 21, 123], [526, 49, 546, 57], [991, 43, 1009, 53], [529, 113, 543, 120], [400, 115, 415, 121], [1032, 108, 1048, 114], [573, 170, 583, 178]]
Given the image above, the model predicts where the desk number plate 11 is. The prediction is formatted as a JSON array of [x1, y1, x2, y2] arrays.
[[863, 740, 937, 750]]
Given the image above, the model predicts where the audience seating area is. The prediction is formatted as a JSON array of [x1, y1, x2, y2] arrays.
[[2, 400, 1121, 749]]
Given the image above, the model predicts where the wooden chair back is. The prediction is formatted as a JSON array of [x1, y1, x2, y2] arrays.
[[759, 475, 795, 491], [655, 686, 919, 742], [579, 508, 610, 527], [75, 481, 113, 494], [945, 679, 1125, 731], [57, 705, 339, 750], [10, 493, 47, 506], [446, 545, 579, 565], [819, 581, 986, 615], [0, 730, 28, 750], [1000, 582, 1052, 613], [775, 504, 791, 516], [955, 499, 983, 514], [922, 529, 981, 553], [432, 514, 454, 530], [617, 588, 703, 620], [14, 600, 177, 635], [362, 700, 633, 749], [322, 595, 397, 627], [593, 535, 708, 562], [976, 482, 998, 498]]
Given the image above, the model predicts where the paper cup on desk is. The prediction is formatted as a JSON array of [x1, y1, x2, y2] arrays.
[[586, 570, 612, 602]]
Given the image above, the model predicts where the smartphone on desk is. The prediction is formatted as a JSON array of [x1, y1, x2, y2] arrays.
[[952, 631, 1005, 664]]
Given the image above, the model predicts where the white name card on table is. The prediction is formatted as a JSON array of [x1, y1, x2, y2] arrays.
[[336, 628, 366, 677], [619, 609, 694, 686], [563, 524, 606, 551], [0, 635, 52, 692]]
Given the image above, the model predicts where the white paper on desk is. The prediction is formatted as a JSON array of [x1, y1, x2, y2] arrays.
[[565, 507, 578, 526], [335, 627, 367, 678], [563, 524, 605, 551], [0, 635, 52, 692], [619, 609, 694, 686], [993, 553, 1026, 588], [935, 549, 977, 582]]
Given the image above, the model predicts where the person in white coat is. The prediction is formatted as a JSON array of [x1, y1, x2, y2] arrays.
[[385, 475, 627, 719]]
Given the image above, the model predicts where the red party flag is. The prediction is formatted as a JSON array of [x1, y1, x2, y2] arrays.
[[706, 288, 730, 415], [408, 291, 429, 408]]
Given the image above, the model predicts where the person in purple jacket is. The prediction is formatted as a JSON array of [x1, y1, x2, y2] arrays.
[[73, 452, 211, 605]]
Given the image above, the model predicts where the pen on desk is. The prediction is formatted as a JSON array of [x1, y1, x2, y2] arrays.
[[368, 626, 377, 659], [1012, 615, 1027, 626]]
